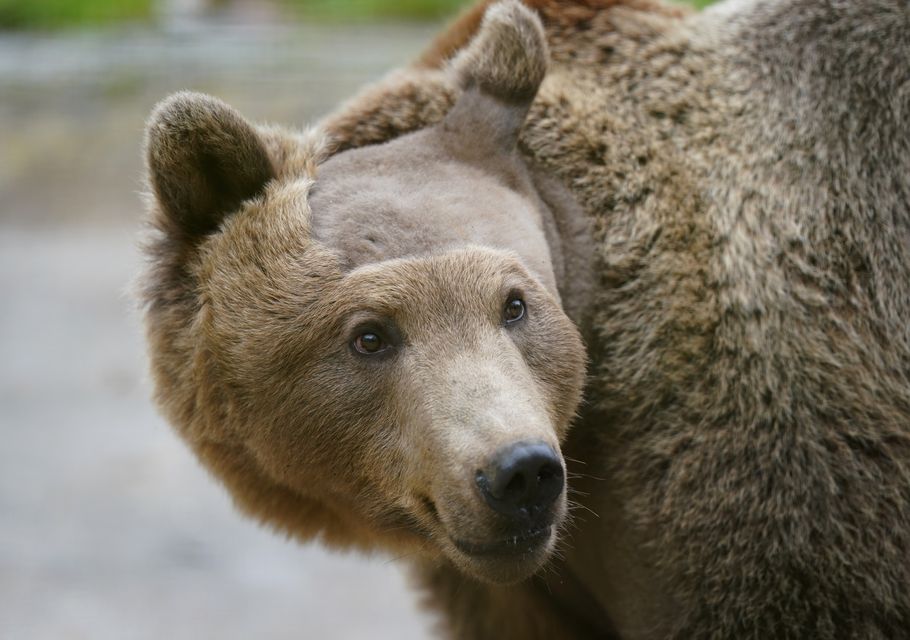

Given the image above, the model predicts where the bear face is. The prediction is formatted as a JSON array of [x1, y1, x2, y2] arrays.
[[142, 1, 587, 584], [206, 203, 584, 581]]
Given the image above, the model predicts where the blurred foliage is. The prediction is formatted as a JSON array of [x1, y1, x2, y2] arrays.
[[0, 0, 152, 29], [0, 0, 717, 30]]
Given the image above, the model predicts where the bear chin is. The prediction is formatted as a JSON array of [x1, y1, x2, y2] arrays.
[[428, 494, 567, 585], [441, 526, 558, 585]]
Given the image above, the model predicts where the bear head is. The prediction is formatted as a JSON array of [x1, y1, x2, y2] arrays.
[[141, 0, 586, 584]]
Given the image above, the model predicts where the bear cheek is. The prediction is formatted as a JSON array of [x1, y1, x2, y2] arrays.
[[521, 311, 587, 439], [238, 360, 395, 504]]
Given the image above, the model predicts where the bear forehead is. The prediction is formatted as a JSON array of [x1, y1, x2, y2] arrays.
[[306, 138, 550, 280], [335, 247, 535, 317], [207, 208, 535, 323]]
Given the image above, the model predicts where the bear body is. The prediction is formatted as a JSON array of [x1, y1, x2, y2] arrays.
[[142, 0, 910, 638]]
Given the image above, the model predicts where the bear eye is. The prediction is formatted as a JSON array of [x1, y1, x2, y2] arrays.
[[353, 331, 386, 355], [504, 297, 526, 324]]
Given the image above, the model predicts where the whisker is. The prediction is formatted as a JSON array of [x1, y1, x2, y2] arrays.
[[572, 503, 600, 519], [571, 472, 607, 482]]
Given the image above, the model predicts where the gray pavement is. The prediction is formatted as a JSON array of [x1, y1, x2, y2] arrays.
[[0, 14, 442, 640]]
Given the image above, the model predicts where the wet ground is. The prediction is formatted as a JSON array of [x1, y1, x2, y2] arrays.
[[0, 14, 441, 639]]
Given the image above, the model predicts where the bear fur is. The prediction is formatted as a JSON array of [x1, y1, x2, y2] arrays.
[[141, 0, 910, 638]]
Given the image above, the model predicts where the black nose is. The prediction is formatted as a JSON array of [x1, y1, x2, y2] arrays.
[[476, 441, 564, 520]]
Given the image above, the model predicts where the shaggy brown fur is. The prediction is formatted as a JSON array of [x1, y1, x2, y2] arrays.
[[416, 0, 684, 68], [142, 0, 910, 638]]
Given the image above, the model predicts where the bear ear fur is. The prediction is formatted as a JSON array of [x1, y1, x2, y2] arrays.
[[444, 0, 548, 151], [144, 92, 275, 239]]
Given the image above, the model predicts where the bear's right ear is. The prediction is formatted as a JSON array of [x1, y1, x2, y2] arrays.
[[443, 0, 548, 153], [145, 92, 275, 239]]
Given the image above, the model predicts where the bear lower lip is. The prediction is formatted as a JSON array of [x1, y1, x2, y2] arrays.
[[452, 525, 552, 557]]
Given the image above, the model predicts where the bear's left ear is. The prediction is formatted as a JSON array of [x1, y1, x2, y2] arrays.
[[443, 0, 548, 152], [145, 92, 276, 239]]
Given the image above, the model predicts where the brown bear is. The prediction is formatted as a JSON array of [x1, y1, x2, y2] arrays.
[[141, 0, 910, 638]]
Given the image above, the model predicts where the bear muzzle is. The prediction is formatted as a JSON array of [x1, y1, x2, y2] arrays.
[[419, 439, 567, 584]]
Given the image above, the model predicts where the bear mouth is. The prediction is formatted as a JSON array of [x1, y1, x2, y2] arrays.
[[450, 525, 552, 557], [420, 495, 553, 558], [417, 494, 560, 582]]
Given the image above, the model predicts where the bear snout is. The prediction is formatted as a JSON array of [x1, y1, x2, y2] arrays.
[[475, 440, 564, 525], [430, 438, 567, 583]]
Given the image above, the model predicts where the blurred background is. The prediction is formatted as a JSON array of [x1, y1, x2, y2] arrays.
[[0, 0, 711, 638]]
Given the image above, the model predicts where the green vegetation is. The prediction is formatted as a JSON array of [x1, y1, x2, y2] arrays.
[[0, 0, 717, 30], [0, 0, 152, 29]]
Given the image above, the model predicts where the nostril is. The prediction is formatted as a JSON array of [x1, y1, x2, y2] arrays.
[[502, 472, 527, 501]]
